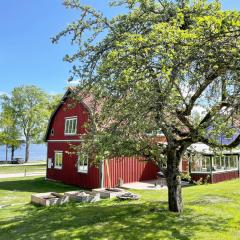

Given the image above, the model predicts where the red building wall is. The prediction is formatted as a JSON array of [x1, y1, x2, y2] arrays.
[[47, 142, 100, 189], [104, 157, 159, 188], [191, 171, 239, 183], [46, 95, 101, 189], [47, 142, 159, 188], [212, 171, 239, 183], [190, 173, 211, 183], [46, 92, 159, 189]]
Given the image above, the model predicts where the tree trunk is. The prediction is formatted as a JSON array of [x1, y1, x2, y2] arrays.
[[5, 144, 8, 161], [166, 147, 183, 213], [25, 139, 30, 163], [11, 145, 15, 161]]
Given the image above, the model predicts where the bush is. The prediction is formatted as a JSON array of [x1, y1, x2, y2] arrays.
[[180, 173, 191, 182], [193, 175, 210, 185]]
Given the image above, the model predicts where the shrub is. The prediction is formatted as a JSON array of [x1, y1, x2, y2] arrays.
[[180, 173, 192, 182]]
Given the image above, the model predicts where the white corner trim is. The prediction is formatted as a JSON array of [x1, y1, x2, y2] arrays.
[[64, 116, 77, 119]]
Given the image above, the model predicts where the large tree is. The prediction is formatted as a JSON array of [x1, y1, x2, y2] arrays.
[[0, 104, 21, 161], [1, 86, 49, 162], [54, 0, 240, 212]]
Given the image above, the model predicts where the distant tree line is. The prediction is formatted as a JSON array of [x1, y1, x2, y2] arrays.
[[0, 85, 61, 162]]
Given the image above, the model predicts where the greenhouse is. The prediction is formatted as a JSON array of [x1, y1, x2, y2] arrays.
[[188, 144, 240, 183]]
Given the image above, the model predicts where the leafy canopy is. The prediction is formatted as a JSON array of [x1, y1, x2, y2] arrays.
[[54, 0, 240, 161], [0, 104, 21, 148], [1, 86, 49, 143]]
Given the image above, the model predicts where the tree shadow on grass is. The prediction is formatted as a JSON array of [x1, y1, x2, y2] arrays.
[[0, 200, 231, 240], [0, 177, 79, 193], [0, 178, 234, 239]]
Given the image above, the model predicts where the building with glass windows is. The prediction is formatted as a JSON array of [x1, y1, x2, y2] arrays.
[[187, 143, 240, 183]]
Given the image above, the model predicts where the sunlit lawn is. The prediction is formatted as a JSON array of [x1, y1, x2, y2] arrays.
[[0, 164, 46, 174], [0, 177, 240, 240]]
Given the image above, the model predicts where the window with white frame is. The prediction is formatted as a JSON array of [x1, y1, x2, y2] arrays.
[[64, 117, 77, 135], [191, 154, 239, 173], [77, 154, 88, 173], [191, 154, 211, 172], [212, 155, 238, 171], [55, 151, 63, 169], [202, 156, 211, 172]]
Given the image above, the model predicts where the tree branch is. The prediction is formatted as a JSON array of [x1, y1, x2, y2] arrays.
[[182, 71, 220, 116]]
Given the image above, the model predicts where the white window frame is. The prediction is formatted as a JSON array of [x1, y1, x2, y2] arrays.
[[64, 117, 77, 135], [192, 154, 239, 173], [54, 151, 63, 169], [77, 154, 88, 173]]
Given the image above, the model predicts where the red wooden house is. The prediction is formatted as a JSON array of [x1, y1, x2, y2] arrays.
[[45, 88, 159, 189], [45, 88, 239, 188]]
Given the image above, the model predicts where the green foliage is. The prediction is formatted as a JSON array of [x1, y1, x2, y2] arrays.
[[54, 0, 240, 211], [193, 175, 210, 185], [0, 86, 51, 162], [0, 85, 62, 161], [47, 94, 62, 113], [1, 86, 49, 143], [180, 172, 191, 182], [54, 0, 240, 161], [0, 98, 21, 148]]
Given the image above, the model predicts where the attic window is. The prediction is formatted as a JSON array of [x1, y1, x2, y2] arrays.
[[51, 128, 54, 136], [64, 117, 77, 135]]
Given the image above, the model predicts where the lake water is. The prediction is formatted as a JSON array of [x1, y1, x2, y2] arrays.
[[0, 143, 47, 161]]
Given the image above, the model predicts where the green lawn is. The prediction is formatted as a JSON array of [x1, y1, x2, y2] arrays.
[[0, 177, 240, 240], [0, 164, 46, 174]]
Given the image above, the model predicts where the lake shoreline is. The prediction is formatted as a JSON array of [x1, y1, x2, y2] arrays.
[[0, 144, 47, 162]]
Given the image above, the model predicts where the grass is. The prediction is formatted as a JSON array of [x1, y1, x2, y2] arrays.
[[27, 160, 46, 164], [0, 177, 240, 240], [0, 164, 46, 174]]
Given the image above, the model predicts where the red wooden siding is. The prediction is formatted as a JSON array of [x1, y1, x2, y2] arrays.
[[191, 173, 211, 183], [104, 157, 159, 188], [191, 170, 239, 183], [47, 142, 100, 189], [212, 171, 239, 183]]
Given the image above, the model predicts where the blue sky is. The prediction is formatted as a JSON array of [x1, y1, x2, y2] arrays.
[[0, 0, 239, 96]]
